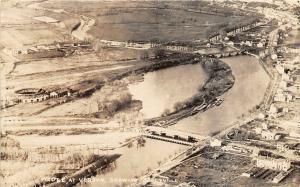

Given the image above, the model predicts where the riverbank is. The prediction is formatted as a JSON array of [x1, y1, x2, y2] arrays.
[[171, 55, 270, 135], [144, 57, 235, 127]]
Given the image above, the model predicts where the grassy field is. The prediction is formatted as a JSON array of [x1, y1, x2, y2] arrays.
[[41, 0, 249, 42]]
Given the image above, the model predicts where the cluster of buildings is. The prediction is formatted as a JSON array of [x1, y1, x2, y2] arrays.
[[274, 62, 300, 102], [208, 20, 260, 43], [10, 42, 91, 56], [99, 39, 202, 53], [14, 82, 98, 104]]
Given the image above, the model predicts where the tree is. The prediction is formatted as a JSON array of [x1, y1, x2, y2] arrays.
[[162, 108, 171, 117], [154, 48, 166, 59], [139, 51, 149, 60]]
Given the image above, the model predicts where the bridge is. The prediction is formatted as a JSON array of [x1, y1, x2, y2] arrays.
[[143, 126, 207, 146]]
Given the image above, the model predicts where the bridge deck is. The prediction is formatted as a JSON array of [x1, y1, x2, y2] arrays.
[[143, 134, 195, 146]]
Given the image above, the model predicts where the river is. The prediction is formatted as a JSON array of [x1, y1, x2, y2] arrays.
[[128, 63, 208, 118], [82, 55, 270, 186], [171, 56, 270, 135], [81, 139, 186, 187], [129, 55, 270, 135]]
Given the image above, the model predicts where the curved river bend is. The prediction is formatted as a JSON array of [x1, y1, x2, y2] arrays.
[[84, 55, 270, 187], [130, 55, 270, 135]]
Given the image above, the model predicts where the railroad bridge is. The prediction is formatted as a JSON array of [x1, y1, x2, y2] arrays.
[[143, 126, 206, 146]]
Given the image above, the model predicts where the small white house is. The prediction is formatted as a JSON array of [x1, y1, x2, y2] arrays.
[[50, 91, 59, 98], [210, 138, 222, 147], [261, 130, 281, 140], [262, 123, 269, 130]]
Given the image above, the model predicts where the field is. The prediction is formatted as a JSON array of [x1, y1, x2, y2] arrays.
[[0, 4, 66, 49], [40, 0, 249, 42], [11, 48, 145, 76]]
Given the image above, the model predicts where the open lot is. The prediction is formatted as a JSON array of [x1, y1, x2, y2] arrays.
[[162, 147, 252, 186], [0, 4, 66, 49]]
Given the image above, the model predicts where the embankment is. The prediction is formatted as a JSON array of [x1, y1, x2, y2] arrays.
[[145, 57, 235, 126]]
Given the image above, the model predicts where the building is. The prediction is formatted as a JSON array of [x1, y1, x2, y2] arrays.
[[276, 65, 285, 75], [282, 73, 293, 81], [210, 138, 222, 147], [22, 94, 49, 103], [261, 130, 281, 140], [262, 123, 269, 130], [288, 85, 300, 94], [269, 104, 279, 114], [257, 42, 264, 48], [279, 81, 288, 89], [274, 92, 294, 102], [256, 158, 291, 171], [257, 112, 267, 119], [165, 45, 191, 52], [49, 88, 72, 98], [272, 169, 294, 184], [50, 91, 58, 98], [208, 33, 221, 43], [255, 127, 263, 135]]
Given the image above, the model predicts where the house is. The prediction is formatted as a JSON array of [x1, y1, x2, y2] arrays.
[[49, 88, 72, 98], [210, 138, 222, 147], [274, 92, 294, 102], [50, 91, 59, 98], [257, 42, 264, 48], [227, 41, 234, 46], [282, 73, 292, 81], [257, 112, 266, 119], [276, 65, 286, 75], [22, 94, 49, 103], [279, 81, 288, 89], [208, 33, 221, 43], [261, 130, 281, 140], [288, 85, 300, 94], [57, 88, 71, 97], [255, 127, 262, 135], [269, 104, 279, 114], [262, 123, 269, 130], [245, 41, 253, 47]]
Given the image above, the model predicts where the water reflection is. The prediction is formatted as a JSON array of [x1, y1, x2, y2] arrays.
[[128, 64, 207, 118], [171, 56, 270, 135], [84, 139, 186, 187]]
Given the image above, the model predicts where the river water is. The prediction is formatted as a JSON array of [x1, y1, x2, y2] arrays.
[[130, 56, 270, 135], [128, 63, 207, 118], [84, 55, 270, 186], [172, 56, 270, 135], [83, 139, 186, 187]]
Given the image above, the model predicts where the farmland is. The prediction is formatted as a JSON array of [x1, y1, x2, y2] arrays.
[[40, 0, 251, 42]]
